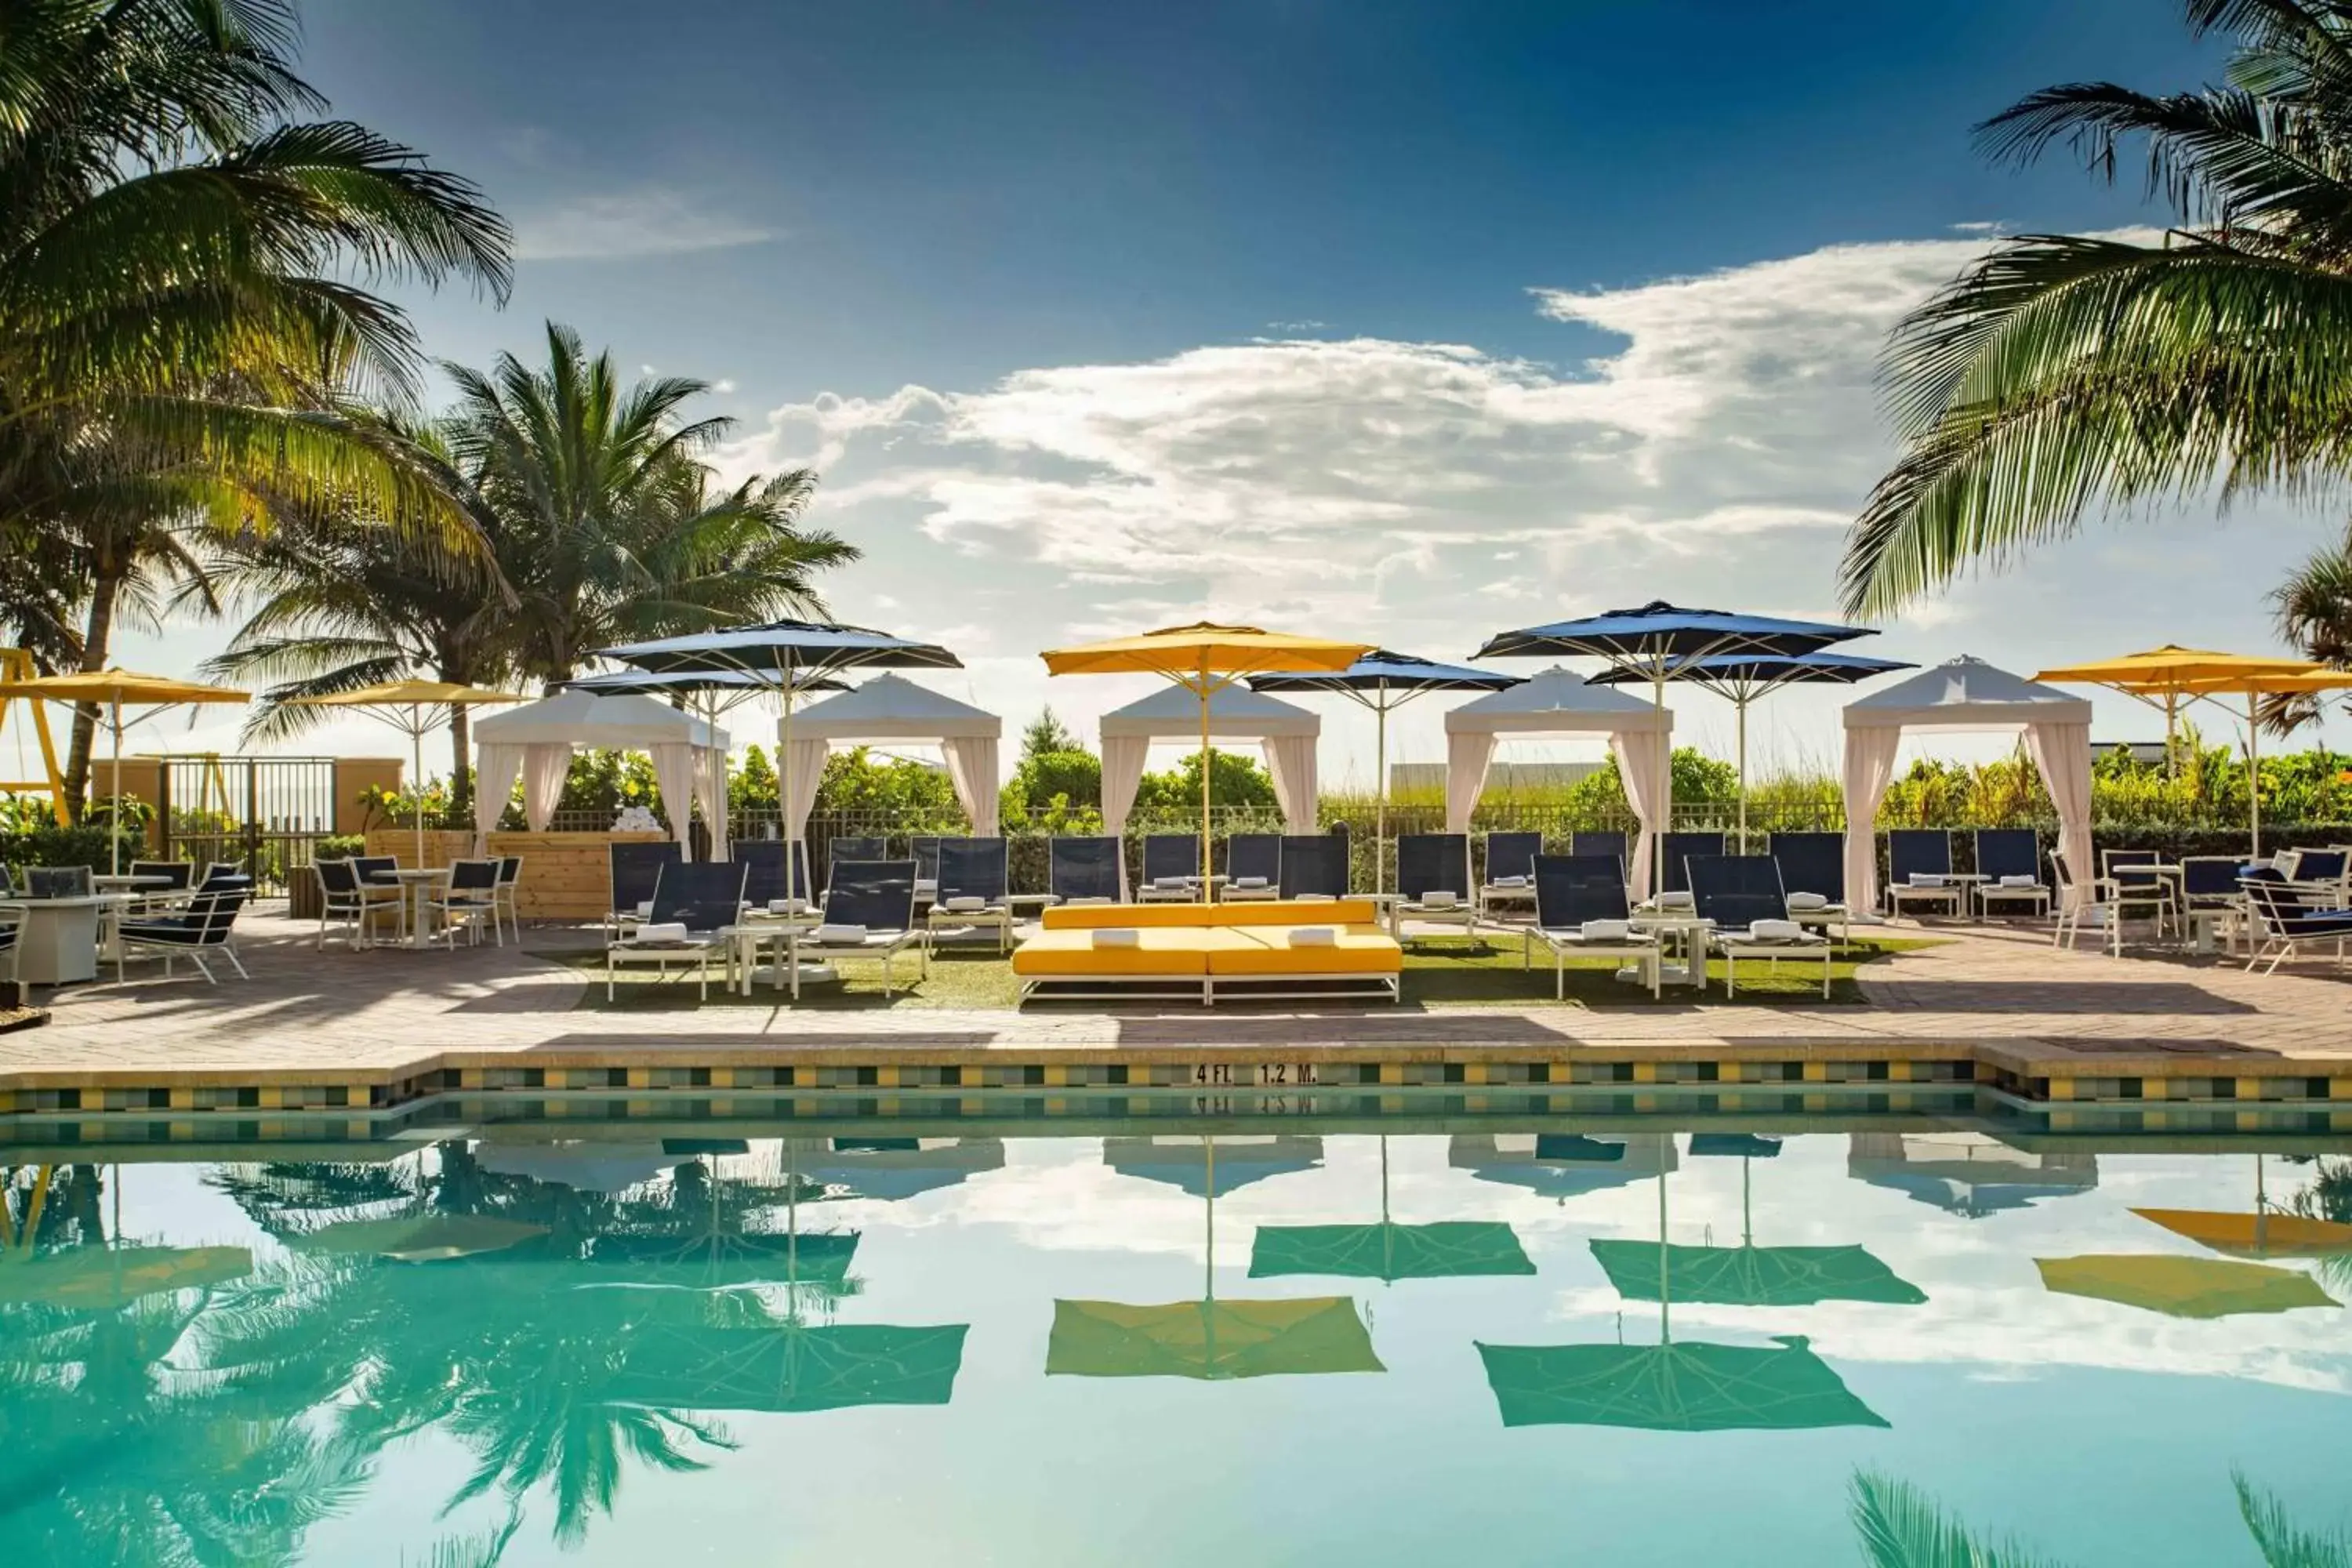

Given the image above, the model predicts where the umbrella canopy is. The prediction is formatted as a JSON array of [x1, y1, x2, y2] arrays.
[[1249, 650, 1521, 891], [1046, 1296, 1385, 1380], [291, 1213, 550, 1264], [1592, 651, 1913, 840], [287, 680, 526, 866], [1042, 622, 1370, 898], [1448, 1133, 1679, 1199], [2036, 1254, 2338, 1319], [1590, 1240, 1926, 1308], [2133, 1208, 2352, 1261], [0, 669, 251, 871], [595, 619, 961, 894], [1476, 604, 1874, 885], [562, 667, 848, 705], [1475, 1334, 1889, 1432], [1847, 1132, 2098, 1220], [609, 1321, 969, 1412], [0, 1245, 251, 1308], [1103, 1135, 1323, 1197], [1250, 1221, 1534, 1283]]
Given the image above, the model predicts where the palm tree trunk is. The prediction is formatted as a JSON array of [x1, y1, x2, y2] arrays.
[[449, 704, 473, 817], [62, 567, 123, 820]]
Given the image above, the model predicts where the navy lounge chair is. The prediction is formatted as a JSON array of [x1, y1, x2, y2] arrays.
[[605, 860, 748, 1000], [1523, 854, 1657, 998], [930, 837, 1014, 952], [1392, 833, 1475, 940], [1139, 834, 1202, 901], [1278, 833, 1349, 899], [1973, 829, 2049, 918], [1886, 830, 1962, 918], [1224, 833, 1282, 901], [1688, 855, 1831, 998], [1048, 837, 1122, 904], [1478, 831, 1543, 922]]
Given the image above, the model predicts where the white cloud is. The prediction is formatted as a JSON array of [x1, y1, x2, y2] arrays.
[[513, 188, 777, 262]]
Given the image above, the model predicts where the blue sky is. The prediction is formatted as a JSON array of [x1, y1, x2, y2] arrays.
[[128, 0, 2341, 776]]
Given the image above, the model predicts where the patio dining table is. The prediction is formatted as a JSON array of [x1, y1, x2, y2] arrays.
[[368, 866, 452, 951]]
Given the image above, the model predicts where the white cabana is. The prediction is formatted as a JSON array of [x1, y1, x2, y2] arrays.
[[778, 673, 1002, 840], [1443, 667, 1675, 890], [1098, 685, 1321, 838], [473, 689, 730, 851], [1841, 655, 2094, 912]]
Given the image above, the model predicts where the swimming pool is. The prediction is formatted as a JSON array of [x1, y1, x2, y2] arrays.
[[4, 1127, 2348, 1565]]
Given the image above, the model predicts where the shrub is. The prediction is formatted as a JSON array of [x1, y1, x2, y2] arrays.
[[1, 822, 134, 869]]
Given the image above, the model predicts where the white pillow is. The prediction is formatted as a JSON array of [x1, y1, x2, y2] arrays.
[[1750, 918, 1805, 942], [1290, 927, 1338, 946], [812, 923, 869, 944], [943, 895, 987, 912], [1580, 919, 1632, 942], [1998, 874, 2039, 888], [1152, 876, 1191, 889], [631, 922, 689, 944], [1908, 873, 1947, 887], [1490, 874, 1528, 887], [1419, 891, 1459, 909], [1234, 876, 1269, 888], [1092, 927, 1141, 948], [1655, 890, 1696, 909], [768, 897, 811, 915], [1785, 891, 1828, 910]]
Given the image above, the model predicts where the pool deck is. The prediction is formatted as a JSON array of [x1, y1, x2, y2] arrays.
[[2, 910, 2349, 1115]]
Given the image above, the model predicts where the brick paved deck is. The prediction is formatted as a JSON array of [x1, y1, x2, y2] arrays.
[[2, 911, 2347, 1096]]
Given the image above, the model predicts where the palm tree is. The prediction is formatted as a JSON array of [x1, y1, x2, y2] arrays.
[[0, 0, 512, 811], [2266, 528, 2352, 733], [443, 321, 858, 684], [1849, 1468, 2352, 1568], [1841, 0, 2352, 615]]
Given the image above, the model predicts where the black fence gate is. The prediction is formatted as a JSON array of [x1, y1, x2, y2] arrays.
[[153, 755, 336, 892]]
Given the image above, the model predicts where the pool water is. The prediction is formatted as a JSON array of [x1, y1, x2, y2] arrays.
[[5, 1129, 2350, 1566]]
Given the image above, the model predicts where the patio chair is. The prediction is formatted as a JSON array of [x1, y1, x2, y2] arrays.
[[1886, 829, 1964, 919], [425, 858, 504, 949], [793, 858, 924, 996], [1523, 854, 1660, 999], [1690, 855, 1832, 998], [494, 855, 524, 939], [1476, 831, 1543, 924], [0, 905, 17, 987], [1766, 831, 1850, 938], [115, 887, 250, 985], [828, 834, 887, 869], [1391, 833, 1475, 942], [1973, 829, 2050, 919], [1570, 830, 1628, 877], [27, 866, 91, 898], [737, 840, 809, 912], [314, 858, 402, 950], [2238, 866, 2352, 975], [929, 837, 1014, 953], [1657, 833, 1725, 898], [604, 860, 749, 1000], [129, 858, 195, 892], [1048, 836, 1123, 905], [2180, 855, 2250, 953], [1138, 833, 1202, 902], [606, 841, 684, 941], [2279, 848, 2350, 906], [1278, 833, 1349, 899], [910, 835, 943, 901], [2052, 850, 2168, 956], [1222, 833, 1282, 902]]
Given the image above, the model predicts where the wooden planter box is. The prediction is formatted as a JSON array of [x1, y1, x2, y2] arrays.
[[361, 829, 670, 920]]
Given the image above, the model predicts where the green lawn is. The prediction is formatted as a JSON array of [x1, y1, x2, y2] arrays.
[[554, 933, 1936, 1012]]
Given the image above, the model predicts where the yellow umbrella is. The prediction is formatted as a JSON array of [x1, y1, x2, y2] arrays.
[[0, 669, 250, 872], [2036, 1254, 2338, 1319], [1046, 1295, 1383, 1379], [2132, 1155, 2352, 1260], [286, 680, 526, 865], [1040, 623, 1370, 895], [2035, 648, 2352, 855]]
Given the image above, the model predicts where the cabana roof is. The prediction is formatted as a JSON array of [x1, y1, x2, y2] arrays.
[[1842, 655, 2092, 731], [1099, 684, 1319, 739], [472, 688, 727, 750], [790, 673, 1000, 741], [1444, 666, 1671, 735]]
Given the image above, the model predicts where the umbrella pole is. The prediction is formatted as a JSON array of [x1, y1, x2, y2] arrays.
[[1735, 695, 1748, 853], [2248, 699, 2263, 858], [411, 710, 426, 869], [1657, 1165, 1670, 1343], [1653, 664, 1669, 896], [1199, 658, 1213, 904], [780, 659, 799, 894], [1375, 688, 1388, 896], [109, 696, 122, 874]]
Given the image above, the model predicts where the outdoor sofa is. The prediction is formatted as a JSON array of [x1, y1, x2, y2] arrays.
[[1012, 897, 1402, 1005]]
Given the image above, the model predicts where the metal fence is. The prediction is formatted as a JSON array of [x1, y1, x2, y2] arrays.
[[154, 755, 337, 893]]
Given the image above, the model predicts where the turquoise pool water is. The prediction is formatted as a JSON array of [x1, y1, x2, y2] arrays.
[[4, 1128, 2350, 1566]]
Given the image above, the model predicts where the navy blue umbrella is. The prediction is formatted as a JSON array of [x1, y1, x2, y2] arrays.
[[1249, 651, 1521, 891], [596, 620, 962, 895], [1475, 604, 1878, 877], [561, 667, 851, 709], [1591, 651, 1912, 840]]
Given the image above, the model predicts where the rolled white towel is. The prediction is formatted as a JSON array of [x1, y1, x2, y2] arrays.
[[1749, 918, 1806, 942], [1091, 927, 1141, 948], [633, 899, 655, 918], [1907, 873, 1947, 887], [1289, 927, 1338, 946], [1785, 891, 1828, 911], [1655, 890, 1696, 909], [1296, 893, 1336, 902], [1581, 919, 1632, 942], [811, 923, 869, 945], [1234, 876, 1269, 888], [768, 897, 811, 916], [1998, 874, 2038, 888], [631, 921, 690, 944], [1151, 876, 1191, 890], [1419, 891, 1459, 909], [942, 895, 987, 913], [1490, 874, 1528, 888]]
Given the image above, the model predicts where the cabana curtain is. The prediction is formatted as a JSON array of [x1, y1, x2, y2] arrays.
[[521, 745, 571, 833], [1443, 667, 1673, 887], [1097, 685, 1323, 837], [473, 690, 728, 848], [776, 673, 1004, 844], [474, 742, 526, 837]]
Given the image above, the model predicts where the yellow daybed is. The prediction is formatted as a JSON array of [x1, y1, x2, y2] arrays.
[[1013, 899, 1403, 1005]]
